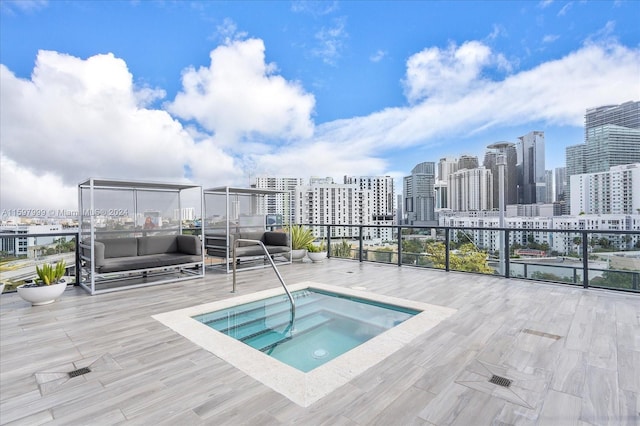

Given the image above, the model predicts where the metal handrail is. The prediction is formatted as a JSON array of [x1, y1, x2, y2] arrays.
[[232, 239, 296, 322]]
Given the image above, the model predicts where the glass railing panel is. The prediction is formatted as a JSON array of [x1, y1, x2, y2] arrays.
[[362, 247, 395, 264], [329, 238, 357, 260], [361, 226, 396, 265], [400, 227, 441, 269], [446, 227, 494, 275], [586, 231, 640, 293], [510, 260, 581, 285], [0, 233, 77, 292], [589, 268, 640, 292]]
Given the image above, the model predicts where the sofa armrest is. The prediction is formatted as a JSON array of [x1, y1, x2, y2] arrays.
[[93, 241, 106, 268], [263, 231, 289, 247], [176, 235, 202, 256]]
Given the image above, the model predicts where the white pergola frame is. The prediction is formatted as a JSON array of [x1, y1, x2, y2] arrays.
[[78, 178, 205, 295], [203, 186, 292, 273]]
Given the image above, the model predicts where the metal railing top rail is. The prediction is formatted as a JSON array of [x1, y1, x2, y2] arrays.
[[302, 223, 639, 235], [0, 232, 80, 238]]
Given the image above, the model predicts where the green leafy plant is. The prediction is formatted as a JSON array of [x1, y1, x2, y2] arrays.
[[289, 225, 315, 250], [306, 239, 326, 253], [331, 239, 353, 258], [35, 260, 66, 285]]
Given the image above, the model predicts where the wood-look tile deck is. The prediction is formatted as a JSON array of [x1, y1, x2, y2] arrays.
[[1, 259, 639, 425]]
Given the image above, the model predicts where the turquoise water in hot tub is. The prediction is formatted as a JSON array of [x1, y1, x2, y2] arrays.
[[193, 289, 419, 372]]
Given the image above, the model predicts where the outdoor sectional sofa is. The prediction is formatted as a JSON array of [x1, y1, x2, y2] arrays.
[[87, 234, 202, 273], [205, 230, 290, 260]]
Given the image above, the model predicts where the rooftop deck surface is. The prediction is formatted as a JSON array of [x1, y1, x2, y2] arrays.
[[1, 259, 638, 425]]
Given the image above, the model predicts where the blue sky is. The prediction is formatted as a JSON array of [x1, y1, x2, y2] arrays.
[[1, 0, 639, 211]]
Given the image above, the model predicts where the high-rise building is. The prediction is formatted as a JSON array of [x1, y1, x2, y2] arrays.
[[437, 157, 458, 181], [447, 168, 493, 212], [435, 157, 459, 211], [344, 176, 395, 241], [554, 167, 567, 202], [585, 125, 640, 173], [544, 170, 554, 203], [570, 163, 640, 215], [584, 101, 639, 136], [434, 181, 448, 210], [458, 155, 479, 170], [403, 162, 436, 225], [253, 177, 304, 225], [566, 101, 640, 214], [516, 131, 546, 204], [173, 207, 195, 221], [483, 144, 517, 208], [566, 144, 587, 176], [295, 177, 370, 239]]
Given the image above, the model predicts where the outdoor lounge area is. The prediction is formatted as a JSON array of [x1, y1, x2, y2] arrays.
[[1, 258, 638, 424], [77, 178, 205, 295], [203, 187, 292, 273]]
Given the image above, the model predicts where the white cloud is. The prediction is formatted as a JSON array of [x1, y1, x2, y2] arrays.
[[0, 155, 76, 211], [539, 0, 554, 9], [587, 21, 617, 44], [311, 17, 348, 66], [487, 24, 507, 41], [558, 2, 573, 16], [167, 38, 315, 145], [291, 1, 339, 16], [214, 17, 248, 44], [370, 50, 387, 63], [402, 41, 497, 103], [543, 34, 560, 43], [1, 0, 47, 14], [0, 50, 240, 210], [1, 39, 638, 211], [318, 41, 639, 152]]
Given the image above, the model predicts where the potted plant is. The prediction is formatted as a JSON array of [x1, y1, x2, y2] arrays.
[[17, 260, 68, 306], [289, 225, 314, 261], [306, 239, 327, 262]]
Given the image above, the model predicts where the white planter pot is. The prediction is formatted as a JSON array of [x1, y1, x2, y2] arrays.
[[307, 251, 327, 262], [290, 249, 308, 261], [17, 281, 67, 306], [0, 283, 4, 294]]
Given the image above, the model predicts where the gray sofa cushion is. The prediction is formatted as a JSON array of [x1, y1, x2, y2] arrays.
[[176, 235, 202, 255], [138, 235, 178, 256], [98, 238, 138, 258], [263, 231, 288, 247], [100, 253, 202, 273]]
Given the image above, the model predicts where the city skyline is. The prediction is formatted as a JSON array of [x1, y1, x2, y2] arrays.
[[1, 1, 639, 212]]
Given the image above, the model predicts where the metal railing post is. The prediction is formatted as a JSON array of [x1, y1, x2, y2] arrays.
[[445, 229, 450, 272], [326, 225, 332, 258], [504, 229, 510, 278], [358, 226, 364, 262], [582, 231, 589, 288], [397, 226, 403, 267], [75, 233, 81, 285]]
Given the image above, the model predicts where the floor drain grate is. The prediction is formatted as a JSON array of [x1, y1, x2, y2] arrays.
[[489, 374, 512, 388], [68, 367, 91, 378]]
